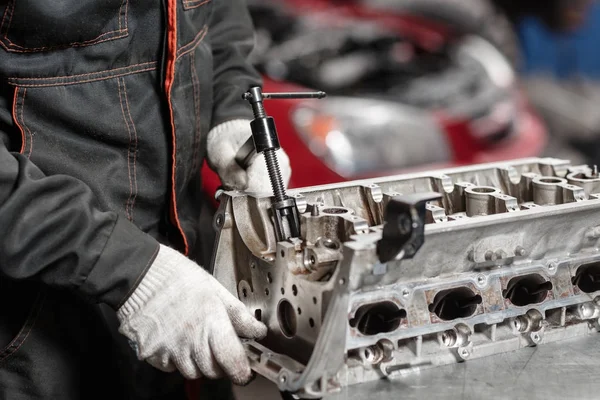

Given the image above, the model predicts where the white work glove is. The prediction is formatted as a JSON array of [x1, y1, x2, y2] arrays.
[[206, 119, 291, 193], [117, 244, 266, 384]]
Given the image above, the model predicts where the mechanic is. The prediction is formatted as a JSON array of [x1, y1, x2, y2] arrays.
[[0, 1, 290, 399]]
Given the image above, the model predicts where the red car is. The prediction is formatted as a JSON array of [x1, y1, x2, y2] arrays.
[[202, 0, 546, 195]]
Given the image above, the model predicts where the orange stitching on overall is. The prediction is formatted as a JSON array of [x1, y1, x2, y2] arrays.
[[11, 87, 25, 154], [0, 2, 11, 37], [121, 78, 139, 217], [117, 78, 134, 221], [0, 0, 129, 53], [8, 62, 156, 81], [0, 291, 46, 364], [17, 88, 33, 158], [7, 62, 157, 87], [176, 25, 208, 60], [8, 67, 156, 88], [190, 55, 201, 172], [121, 0, 130, 33], [1, 1, 16, 39], [165, 0, 190, 255], [183, 0, 211, 11]]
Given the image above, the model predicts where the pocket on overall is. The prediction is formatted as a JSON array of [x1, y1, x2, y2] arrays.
[[0, 281, 45, 365], [0, 0, 129, 53]]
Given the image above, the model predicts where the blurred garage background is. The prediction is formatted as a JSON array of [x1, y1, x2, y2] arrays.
[[203, 0, 600, 197], [200, 2, 600, 397]]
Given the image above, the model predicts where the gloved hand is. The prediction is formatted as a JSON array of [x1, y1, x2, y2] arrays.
[[206, 119, 291, 193], [117, 244, 266, 384]]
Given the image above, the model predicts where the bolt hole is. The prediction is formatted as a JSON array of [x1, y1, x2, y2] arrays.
[[322, 238, 340, 250], [278, 300, 297, 338], [292, 285, 298, 296], [339, 278, 346, 285], [539, 178, 563, 184], [470, 187, 496, 194], [255, 309, 262, 322], [322, 207, 349, 214]]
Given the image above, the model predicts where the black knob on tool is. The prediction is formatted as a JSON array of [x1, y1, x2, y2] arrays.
[[242, 87, 326, 242]]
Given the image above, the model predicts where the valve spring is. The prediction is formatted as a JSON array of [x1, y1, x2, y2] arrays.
[[264, 149, 286, 203]]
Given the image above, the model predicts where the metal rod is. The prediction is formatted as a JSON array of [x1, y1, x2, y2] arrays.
[[262, 91, 327, 99]]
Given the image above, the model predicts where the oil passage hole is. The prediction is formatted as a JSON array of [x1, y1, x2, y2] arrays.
[[321, 208, 349, 214], [573, 262, 600, 293], [429, 288, 482, 321], [503, 274, 552, 306], [278, 300, 297, 338], [255, 309, 262, 322], [349, 302, 406, 336], [292, 285, 298, 296], [321, 239, 340, 250]]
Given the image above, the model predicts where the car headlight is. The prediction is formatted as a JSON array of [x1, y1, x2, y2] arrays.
[[291, 96, 452, 178]]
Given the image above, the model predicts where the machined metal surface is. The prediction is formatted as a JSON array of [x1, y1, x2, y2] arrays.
[[211, 158, 600, 399], [234, 335, 600, 400]]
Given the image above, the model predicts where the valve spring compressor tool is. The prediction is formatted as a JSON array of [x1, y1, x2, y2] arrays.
[[239, 86, 326, 242]]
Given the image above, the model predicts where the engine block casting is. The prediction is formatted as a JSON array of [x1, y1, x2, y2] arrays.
[[211, 158, 600, 398]]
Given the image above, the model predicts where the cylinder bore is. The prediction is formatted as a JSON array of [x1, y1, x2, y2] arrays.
[[503, 274, 553, 306], [429, 287, 482, 321], [349, 301, 406, 336], [278, 299, 297, 338], [572, 262, 600, 293]]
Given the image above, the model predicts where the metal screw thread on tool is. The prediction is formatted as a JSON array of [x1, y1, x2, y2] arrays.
[[264, 149, 286, 203], [250, 101, 267, 119], [245, 90, 288, 203]]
